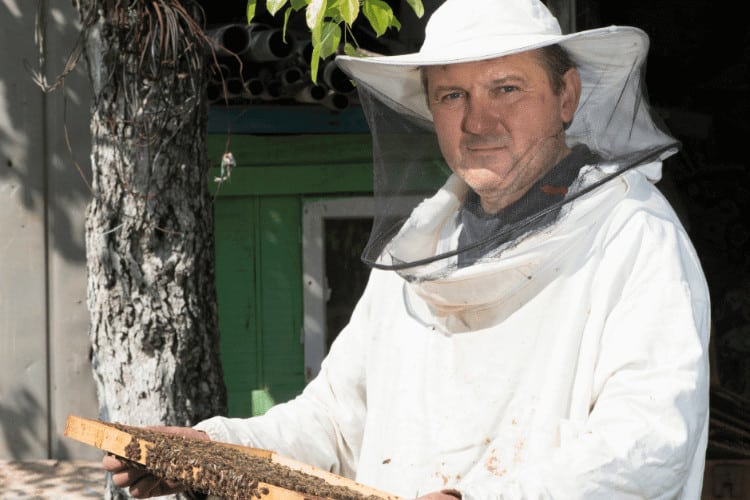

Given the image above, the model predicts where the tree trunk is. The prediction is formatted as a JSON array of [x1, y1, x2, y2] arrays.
[[76, 1, 227, 496]]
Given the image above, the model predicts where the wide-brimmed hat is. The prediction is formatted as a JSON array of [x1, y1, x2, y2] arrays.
[[337, 0, 678, 280], [336, 0, 650, 125]]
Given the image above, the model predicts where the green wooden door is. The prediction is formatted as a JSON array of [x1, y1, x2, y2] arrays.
[[209, 134, 373, 417]]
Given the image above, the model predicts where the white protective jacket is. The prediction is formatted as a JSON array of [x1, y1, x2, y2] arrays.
[[197, 165, 711, 499]]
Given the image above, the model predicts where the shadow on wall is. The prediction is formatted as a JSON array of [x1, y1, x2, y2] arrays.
[[0, 388, 57, 459], [0, 1, 91, 264]]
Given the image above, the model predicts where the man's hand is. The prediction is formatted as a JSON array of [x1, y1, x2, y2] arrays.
[[101, 426, 209, 498]]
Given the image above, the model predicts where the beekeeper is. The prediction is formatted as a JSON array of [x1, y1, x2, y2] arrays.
[[105, 0, 710, 498]]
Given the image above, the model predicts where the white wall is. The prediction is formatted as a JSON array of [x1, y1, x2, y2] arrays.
[[0, 0, 98, 460]]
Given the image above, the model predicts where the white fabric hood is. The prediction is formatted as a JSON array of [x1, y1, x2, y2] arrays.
[[394, 165, 659, 333]]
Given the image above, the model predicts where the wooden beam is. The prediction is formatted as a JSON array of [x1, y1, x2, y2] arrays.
[[64, 415, 400, 500]]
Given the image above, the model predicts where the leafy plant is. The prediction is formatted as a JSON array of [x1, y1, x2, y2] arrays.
[[246, 0, 424, 81]]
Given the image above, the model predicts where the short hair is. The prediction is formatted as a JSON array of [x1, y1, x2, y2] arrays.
[[534, 44, 576, 95]]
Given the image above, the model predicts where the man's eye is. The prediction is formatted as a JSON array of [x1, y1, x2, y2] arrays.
[[497, 85, 518, 94], [440, 91, 464, 102]]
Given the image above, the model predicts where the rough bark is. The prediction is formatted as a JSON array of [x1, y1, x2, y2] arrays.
[[75, 1, 227, 496]]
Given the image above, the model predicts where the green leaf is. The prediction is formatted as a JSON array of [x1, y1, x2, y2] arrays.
[[306, 0, 327, 30], [267, 0, 288, 16], [362, 0, 393, 37], [246, 0, 257, 22], [318, 21, 341, 60], [343, 41, 359, 56], [339, 0, 359, 25], [310, 43, 322, 83], [324, 0, 344, 22], [310, 14, 323, 45], [290, 0, 308, 9], [282, 6, 293, 43], [405, 0, 424, 18]]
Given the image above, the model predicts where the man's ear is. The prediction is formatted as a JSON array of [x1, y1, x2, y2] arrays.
[[560, 67, 581, 124]]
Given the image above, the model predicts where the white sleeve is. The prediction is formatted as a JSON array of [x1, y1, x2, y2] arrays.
[[459, 209, 711, 499], [195, 271, 382, 479]]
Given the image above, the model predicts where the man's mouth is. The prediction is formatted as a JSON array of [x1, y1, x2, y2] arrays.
[[466, 145, 507, 153], [463, 137, 509, 152]]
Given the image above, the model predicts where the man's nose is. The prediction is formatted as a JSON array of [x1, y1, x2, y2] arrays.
[[461, 98, 500, 135]]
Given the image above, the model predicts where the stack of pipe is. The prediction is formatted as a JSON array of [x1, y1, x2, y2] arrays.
[[206, 23, 357, 111]]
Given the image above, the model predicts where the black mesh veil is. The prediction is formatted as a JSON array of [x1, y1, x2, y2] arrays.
[[339, 26, 679, 282], [356, 89, 450, 269]]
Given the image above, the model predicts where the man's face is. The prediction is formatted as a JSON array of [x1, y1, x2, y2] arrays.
[[426, 51, 580, 213]]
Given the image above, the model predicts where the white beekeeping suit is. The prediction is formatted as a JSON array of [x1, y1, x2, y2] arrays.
[[196, 1, 711, 498]]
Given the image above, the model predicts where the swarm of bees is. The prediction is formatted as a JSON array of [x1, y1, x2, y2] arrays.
[[111, 423, 382, 500]]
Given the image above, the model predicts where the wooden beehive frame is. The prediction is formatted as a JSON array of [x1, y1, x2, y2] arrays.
[[64, 415, 400, 500]]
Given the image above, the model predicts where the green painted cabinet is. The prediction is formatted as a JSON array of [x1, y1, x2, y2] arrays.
[[208, 133, 373, 417]]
